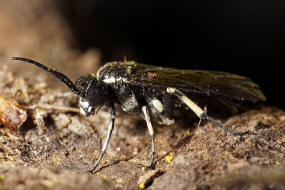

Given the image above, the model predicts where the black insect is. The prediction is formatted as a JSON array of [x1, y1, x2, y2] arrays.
[[12, 57, 266, 172]]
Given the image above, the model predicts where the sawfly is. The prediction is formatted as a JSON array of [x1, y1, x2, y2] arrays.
[[12, 57, 266, 172]]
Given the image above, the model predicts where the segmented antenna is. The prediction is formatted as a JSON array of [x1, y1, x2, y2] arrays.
[[11, 57, 80, 95]]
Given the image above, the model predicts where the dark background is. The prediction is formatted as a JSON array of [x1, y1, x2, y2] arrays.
[[57, 0, 285, 109]]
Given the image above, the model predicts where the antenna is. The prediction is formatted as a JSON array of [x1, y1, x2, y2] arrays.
[[11, 57, 80, 95]]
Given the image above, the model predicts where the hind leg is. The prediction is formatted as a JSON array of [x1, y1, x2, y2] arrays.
[[166, 87, 250, 136]]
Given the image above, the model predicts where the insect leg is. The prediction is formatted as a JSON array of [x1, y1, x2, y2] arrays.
[[166, 87, 250, 136], [89, 104, 116, 173], [142, 105, 156, 169]]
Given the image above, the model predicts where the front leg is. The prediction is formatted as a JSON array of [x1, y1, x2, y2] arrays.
[[89, 103, 116, 173], [142, 105, 156, 169]]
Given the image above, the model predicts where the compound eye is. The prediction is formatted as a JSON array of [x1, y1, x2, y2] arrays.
[[75, 76, 97, 98], [86, 80, 96, 97]]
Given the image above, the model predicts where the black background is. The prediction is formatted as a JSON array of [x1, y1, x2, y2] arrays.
[[57, 0, 285, 109]]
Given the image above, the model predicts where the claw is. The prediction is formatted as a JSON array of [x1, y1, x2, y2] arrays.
[[144, 160, 156, 170], [143, 153, 156, 170], [87, 162, 100, 173]]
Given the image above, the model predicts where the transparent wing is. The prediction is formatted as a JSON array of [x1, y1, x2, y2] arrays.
[[128, 63, 266, 103]]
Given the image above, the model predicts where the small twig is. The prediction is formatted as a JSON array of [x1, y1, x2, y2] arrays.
[[25, 104, 80, 113]]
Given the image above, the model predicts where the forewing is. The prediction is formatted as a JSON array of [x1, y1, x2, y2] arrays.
[[129, 63, 266, 103]]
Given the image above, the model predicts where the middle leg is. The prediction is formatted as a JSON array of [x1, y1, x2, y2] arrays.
[[142, 105, 156, 169]]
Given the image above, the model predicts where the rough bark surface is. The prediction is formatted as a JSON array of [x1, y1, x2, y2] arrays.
[[0, 1, 284, 189]]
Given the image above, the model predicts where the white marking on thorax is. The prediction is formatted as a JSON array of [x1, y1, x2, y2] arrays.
[[102, 77, 127, 84], [121, 93, 138, 112], [151, 99, 164, 113]]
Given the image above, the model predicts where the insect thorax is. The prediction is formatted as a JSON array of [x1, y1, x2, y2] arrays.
[[96, 63, 174, 124]]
